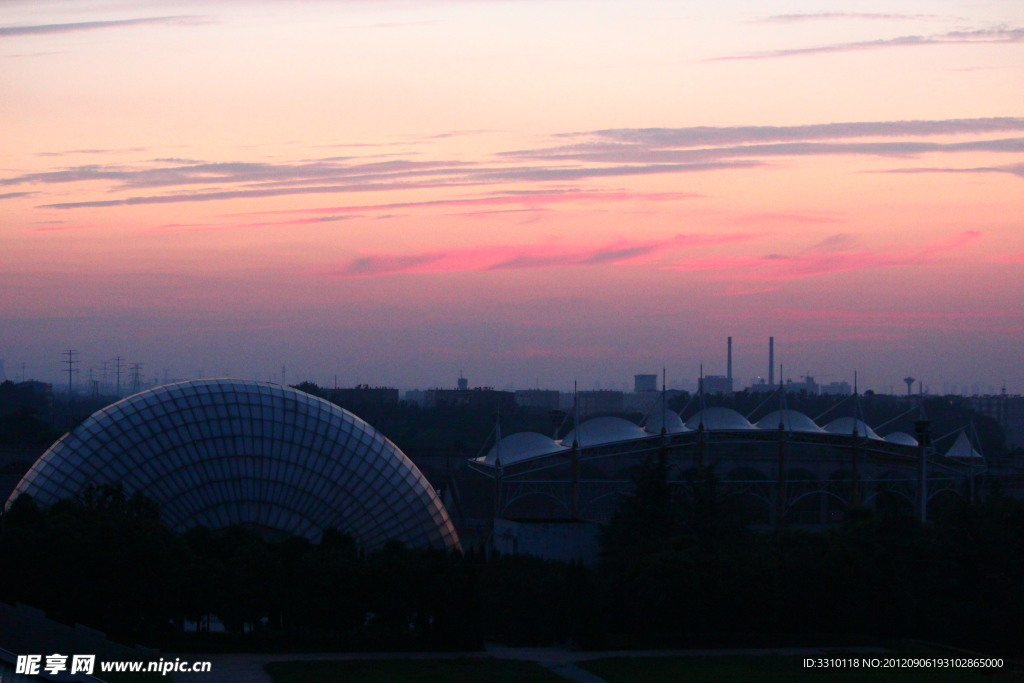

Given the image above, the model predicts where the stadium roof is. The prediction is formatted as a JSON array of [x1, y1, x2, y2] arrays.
[[946, 431, 983, 459], [560, 416, 649, 447], [643, 408, 689, 435], [480, 431, 568, 466], [755, 410, 825, 433], [469, 405, 977, 470], [884, 431, 919, 446], [823, 417, 883, 441], [685, 407, 755, 431]]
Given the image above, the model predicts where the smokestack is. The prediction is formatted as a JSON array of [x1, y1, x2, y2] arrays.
[[769, 337, 775, 386], [727, 337, 733, 385]]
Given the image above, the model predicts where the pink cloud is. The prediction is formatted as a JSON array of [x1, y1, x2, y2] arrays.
[[325, 233, 757, 278], [719, 284, 784, 296], [663, 230, 982, 284]]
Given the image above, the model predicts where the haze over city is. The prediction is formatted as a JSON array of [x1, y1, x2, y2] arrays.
[[3, 0, 1022, 394]]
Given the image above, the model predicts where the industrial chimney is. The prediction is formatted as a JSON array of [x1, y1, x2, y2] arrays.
[[769, 337, 775, 386], [727, 336, 733, 388]]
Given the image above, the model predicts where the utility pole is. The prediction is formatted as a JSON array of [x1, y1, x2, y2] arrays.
[[915, 418, 931, 522], [130, 363, 143, 394], [63, 349, 79, 395], [113, 356, 124, 396], [850, 371, 861, 508], [776, 376, 787, 527]]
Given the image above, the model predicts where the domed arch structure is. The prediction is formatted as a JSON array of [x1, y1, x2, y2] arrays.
[[5, 379, 459, 552]]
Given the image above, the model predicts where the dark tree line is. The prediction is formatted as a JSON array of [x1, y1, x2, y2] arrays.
[[1, 485, 484, 651], [599, 456, 1024, 655], [1, 485, 592, 652], [2, 476, 1023, 656]]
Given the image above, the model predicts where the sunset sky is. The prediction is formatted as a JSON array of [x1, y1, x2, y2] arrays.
[[2, 0, 1022, 395]]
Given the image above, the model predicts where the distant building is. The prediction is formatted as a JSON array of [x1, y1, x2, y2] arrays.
[[821, 381, 852, 396], [624, 389, 685, 414], [634, 374, 658, 393], [577, 390, 624, 417], [747, 379, 774, 393], [701, 375, 733, 395], [784, 377, 820, 395], [424, 387, 516, 413], [515, 389, 560, 411], [623, 391, 657, 413]]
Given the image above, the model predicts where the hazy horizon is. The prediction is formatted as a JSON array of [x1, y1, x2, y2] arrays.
[[4, 1, 1022, 395]]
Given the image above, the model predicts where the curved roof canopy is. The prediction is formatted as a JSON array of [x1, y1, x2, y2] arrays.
[[884, 431, 919, 446], [560, 417, 649, 447], [755, 410, 824, 433], [823, 417, 882, 440], [6, 379, 459, 552], [644, 409, 689, 435], [481, 431, 568, 466], [685, 407, 755, 431]]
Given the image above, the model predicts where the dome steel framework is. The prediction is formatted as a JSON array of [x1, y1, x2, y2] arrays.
[[6, 379, 459, 552]]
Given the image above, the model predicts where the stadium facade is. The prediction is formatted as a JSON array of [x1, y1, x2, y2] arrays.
[[5, 379, 460, 552], [461, 402, 987, 528]]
